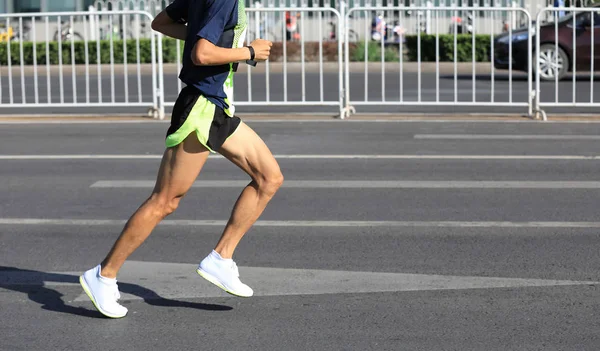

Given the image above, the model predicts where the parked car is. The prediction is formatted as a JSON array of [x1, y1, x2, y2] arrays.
[[494, 5, 600, 81]]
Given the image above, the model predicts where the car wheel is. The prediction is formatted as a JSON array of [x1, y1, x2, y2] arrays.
[[537, 44, 568, 81]]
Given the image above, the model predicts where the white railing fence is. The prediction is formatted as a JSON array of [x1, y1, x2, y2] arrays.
[[0, 3, 599, 120], [156, 4, 345, 116], [344, 6, 533, 118], [534, 7, 600, 121], [0, 10, 162, 117]]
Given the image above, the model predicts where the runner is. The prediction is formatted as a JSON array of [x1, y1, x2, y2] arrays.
[[79, 0, 283, 318]]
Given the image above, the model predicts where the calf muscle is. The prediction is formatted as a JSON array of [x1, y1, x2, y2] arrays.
[[212, 123, 284, 259]]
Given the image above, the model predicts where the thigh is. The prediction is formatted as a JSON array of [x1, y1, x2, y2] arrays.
[[153, 132, 210, 198], [218, 122, 281, 180]]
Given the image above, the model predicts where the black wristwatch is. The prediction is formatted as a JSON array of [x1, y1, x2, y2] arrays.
[[246, 46, 257, 67]]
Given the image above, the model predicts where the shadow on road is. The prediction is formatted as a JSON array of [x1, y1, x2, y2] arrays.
[[0, 266, 233, 318]]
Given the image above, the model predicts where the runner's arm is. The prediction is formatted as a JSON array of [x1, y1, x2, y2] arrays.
[[151, 10, 187, 41], [191, 39, 251, 66]]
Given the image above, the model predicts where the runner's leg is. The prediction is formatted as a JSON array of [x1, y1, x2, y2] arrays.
[[213, 122, 284, 258], [100, 133, 210, 278]]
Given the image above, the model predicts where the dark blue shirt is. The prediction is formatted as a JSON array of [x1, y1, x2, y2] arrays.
[[166, 0, 246, 114]]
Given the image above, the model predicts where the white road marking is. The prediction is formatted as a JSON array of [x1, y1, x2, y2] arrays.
[[415, 134, 600, 140], [3, 119, 600, 125], [91, 180, 600, 189], [0, 261, 596, 302], [2, 218, 600, 228], [0, 119, 598, 124], [2, 154, 600, 160]]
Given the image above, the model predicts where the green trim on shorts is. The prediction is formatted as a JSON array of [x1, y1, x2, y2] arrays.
[[165, 95, 216, 153]]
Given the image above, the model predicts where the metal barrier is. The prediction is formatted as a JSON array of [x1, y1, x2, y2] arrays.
[[160, 5, 345, 118], [534, 7, 600, 121], [343, 6, 533, 118], [0, 10, 162, 117], [5, 4, 600, 120]]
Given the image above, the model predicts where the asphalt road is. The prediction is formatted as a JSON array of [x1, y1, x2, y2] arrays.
[[1, 120, 600, 350], [1, 65, 600, 116]]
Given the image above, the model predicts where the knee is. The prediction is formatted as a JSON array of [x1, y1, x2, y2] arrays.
[[257, 170, 284, 196], [148, 194, 181, 218]]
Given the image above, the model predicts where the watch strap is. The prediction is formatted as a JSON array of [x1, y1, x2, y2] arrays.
[[245, 46, 257, 67]]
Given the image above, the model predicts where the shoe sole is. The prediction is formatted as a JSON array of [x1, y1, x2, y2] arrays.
[[79, 275, 127, 319], [196, 268, 253, 298]]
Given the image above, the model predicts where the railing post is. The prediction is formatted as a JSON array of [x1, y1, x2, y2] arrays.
[[426, 0, 433, 34], [533, 8, 547, 121], [254, 1, 261, 40], [157, 32, 165, 120], [88, 5, 97, 41], [340, 0, 347, 119], [511, 1, 517, 29]]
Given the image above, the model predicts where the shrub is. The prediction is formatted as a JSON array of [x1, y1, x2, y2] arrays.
[[0, 35, 494, 65], [404, 34, 492, 62], [350, 41, 401, 62], [0, 38, 179, 65]]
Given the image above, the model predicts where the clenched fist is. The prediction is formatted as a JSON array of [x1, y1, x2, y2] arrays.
[[249, 39, 272, 61]]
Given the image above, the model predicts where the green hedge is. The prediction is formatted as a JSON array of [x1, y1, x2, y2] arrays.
[[0, 38, 181, 65], [350, 41, 400, 62], [405, 34, 492, 62], [350, 34, 492, 62], [0, 35, 493, 65]]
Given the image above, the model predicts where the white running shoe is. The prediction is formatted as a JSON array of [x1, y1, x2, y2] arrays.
[[79, 265, 128, 318], [197, 251, 254, 298]]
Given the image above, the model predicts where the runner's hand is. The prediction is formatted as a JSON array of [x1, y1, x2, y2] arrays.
[[250, 39, 272, 61]]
